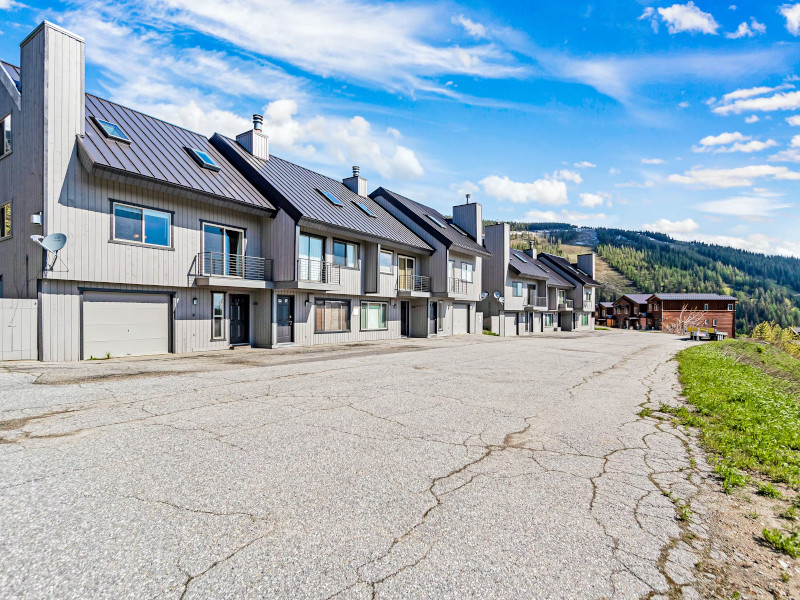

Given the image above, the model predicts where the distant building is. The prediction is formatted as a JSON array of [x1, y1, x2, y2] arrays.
[[647, 293, 738, 338], [595, 302, 614, 326], [612, 294, 652, 330]]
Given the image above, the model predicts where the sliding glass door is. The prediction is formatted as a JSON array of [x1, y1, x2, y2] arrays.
[[299, 234, 325, 281], [203, 224, 243, 276]]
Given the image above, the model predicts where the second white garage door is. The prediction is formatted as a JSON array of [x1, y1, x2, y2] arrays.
[[503, 313, 518, 337], [452, 303, 469, 335], [82, 292, 170, 359]]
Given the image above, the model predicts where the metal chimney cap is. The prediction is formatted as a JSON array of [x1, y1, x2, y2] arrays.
[[465, 193, 471, 203], [253, 114, 264, 131], [352, 165, 360, 177]]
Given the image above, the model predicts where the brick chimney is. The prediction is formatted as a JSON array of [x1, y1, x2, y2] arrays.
[[343, 165, 367, 197], [236, 114, 269, 161]]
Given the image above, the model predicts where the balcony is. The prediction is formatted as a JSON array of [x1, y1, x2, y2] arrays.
[[194, 252, 273, 289], [557, 299, 574, 311], [527, 295, 548, 309], [398, 274, 431, 296], [297, 258, 341, 285], [448, 277, 469, 295]]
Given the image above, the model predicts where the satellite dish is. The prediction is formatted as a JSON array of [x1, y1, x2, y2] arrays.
[[493, 291, 501, 299], [480, 291, 488, 300], [30, 233, 68, 271], [499, 296, 505, 304]]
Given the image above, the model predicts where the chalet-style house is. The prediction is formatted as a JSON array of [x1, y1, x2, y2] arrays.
[[0, 21, 490, 361], [595, 302, 614, 326], [612, 294, 652, 330], [478, 224, 597, 335], [536, 251, 599, 332], [647, 293, 738, 338]]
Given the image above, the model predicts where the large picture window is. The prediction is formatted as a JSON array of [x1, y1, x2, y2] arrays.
[[212, 292, 225, 340], [1, 202, 10, 239], [113, 202, 171, 247], [315, 299, 350, 333], [360, 301, 387, 331], [333, 240, 358, 268]]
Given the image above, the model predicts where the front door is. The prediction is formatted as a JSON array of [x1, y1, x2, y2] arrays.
[[428, 301, 437, 335], [276, 295, 294, 344], [400, 301, 410, 337], [229, 294, 249, 344]]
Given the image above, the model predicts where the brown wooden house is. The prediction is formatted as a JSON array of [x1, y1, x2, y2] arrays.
[[647, 293, 737, 338], [612, 294, 652, 330], [595, 301, 614, 326]]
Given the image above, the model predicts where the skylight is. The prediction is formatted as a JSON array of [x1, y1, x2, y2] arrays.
[[317, 188, 343, 207], [450, 222, 469, 236], [426, 214, 446, 227], [354, 201, 377, 217], [186, 147, 221, 172], [93, 117, 131, 143], [514, 253, 528, 263]]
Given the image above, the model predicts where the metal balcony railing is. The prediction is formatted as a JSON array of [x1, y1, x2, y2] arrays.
[[398, 274, 431, 292], [529, 295, 547, 308], [197, 252, 273, 281], [557, 299, 574, 311], [449, 277, 469, 295], [297, 258, 341, 284]]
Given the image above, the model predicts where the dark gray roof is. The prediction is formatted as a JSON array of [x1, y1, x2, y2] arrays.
[[599, 302, 615, 308], [1, 61, 20, 92], [533, 258, 574, 288], [509, 250, 549, 279], [616, 294, 652, 305], [211, 135, 432, 253], [82, 95, 274, 212], [538, 252, 600, 286], [649, 293, 737, 301], [369, 187, 490, 257]]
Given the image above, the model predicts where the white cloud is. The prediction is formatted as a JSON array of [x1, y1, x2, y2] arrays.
[[725, 18, 766, 39], [479, 175, 569, 205], [553, 169, 583, 184], [698, 131, 747, 146], [451, 14, 488, 39], [573, 161, 596, 168], [722, 85, 791, 103], [641, 158, 664, 164], [523, 209, 607, 226], [609, 167, 620, 175], [657, 2, 719, 35], [745, 115, 759, 123], [697, 196, 793, 219], [714, 90, 800, 114], [678, 101, 690, 108], [615, 180, 655, 188], [787, 115, 800, 126], [579, 192, 609, 208], [693, 132, 777, 153], [668, 164, 800, 187], [643, 218, 700, 235], [769, 134, 800, 162], [0, 0, 22, 8], [779, 3, 800, 36]]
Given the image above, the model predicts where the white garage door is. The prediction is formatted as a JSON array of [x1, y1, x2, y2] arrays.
[[504, 313, 518, 337], [452, 303, 469, 335], [83, 292, 170, 359]]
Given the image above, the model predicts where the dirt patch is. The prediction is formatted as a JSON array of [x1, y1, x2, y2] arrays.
[[693, 481, 800, 599]]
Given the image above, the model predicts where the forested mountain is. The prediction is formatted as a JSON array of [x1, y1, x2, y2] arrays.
[[502, 222, 800, 334]]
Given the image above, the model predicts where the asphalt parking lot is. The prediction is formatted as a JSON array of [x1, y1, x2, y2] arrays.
[[0, 330, 705, 599]]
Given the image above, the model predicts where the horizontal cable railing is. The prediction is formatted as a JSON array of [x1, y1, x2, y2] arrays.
[[397, 274, 431, 292], [448, 277, 469, 295], [197, 252, 272, 281], [297, 258, 341, 285]]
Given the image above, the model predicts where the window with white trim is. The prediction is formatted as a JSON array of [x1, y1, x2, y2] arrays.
[[728, 304, 734, 311], [704, 304, 709, 311], [360, 301, 387, 330], [212, 293, 225, 340], [113, 202, 171, 247], [461, 262, 474, 283]]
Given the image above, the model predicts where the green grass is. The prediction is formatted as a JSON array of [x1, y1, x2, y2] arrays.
[[482, 330, 499, 336], [763, 528, 800, 558], [757, 483, 783, 499], [676, 340, 800, 489]]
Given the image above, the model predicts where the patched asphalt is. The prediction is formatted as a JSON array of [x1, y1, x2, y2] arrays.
[[0, 330, 705, 599]]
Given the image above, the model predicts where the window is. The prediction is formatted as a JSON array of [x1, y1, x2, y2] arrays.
[[512, 282, 523, 297], [186, 147, 221, 171], [315, 299, 350, 333], [544, 313, 553, 327], [380, 250, 393, 273], [212, 293, 225, 339], [353, 201, 376, 217], [514, 252, 528, 263], [584, 289, 592, 305], [712, 319, 717, 327], [581, 313, 589, 326], [704, 319, 709, 325], [426, 214, 446, 227], [333, 240, 358, 268], [728, 304, 734, 311], [317, 188, 343, 207], [1, 114, 10, 157], [361, 301, 387, 330], [1, 202, 10, 239], [299, 234, 325, 281], [92, 117, 130, 143], [461, 262, 474, 283], [113, 203, 171, 247], [203, 224, 244, 276], [703, 304, 709, 311]]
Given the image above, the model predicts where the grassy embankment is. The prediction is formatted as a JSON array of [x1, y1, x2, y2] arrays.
[[673, 339, 800, 556]]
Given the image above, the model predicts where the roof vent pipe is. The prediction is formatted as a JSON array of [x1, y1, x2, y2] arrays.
[[465, 193, 471, 204], [352, 165, 360, 177], [253, 114, 263, 131]]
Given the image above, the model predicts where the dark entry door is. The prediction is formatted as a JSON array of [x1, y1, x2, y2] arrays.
[[428, 302, 437, 335], [400, 301, 410, 337], [229, 294, 249, 344], [277, 295, 294, 344]]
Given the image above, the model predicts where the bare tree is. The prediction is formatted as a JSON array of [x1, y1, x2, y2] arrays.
[[662, 303, 709, 335]]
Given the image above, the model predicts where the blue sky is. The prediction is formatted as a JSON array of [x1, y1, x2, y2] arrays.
[[2, 1, 800, 256]]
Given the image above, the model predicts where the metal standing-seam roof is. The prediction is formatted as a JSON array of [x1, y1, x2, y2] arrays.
[[538, 252, 601, 286], [369, 187, 490, 257], [649, 293, 737, 301], [509, 250, 550, 279], [211, 135, 432, 253], [616, 294, 652, 305], [80, 95, 275, 212], [533, 258, 574, 288]]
